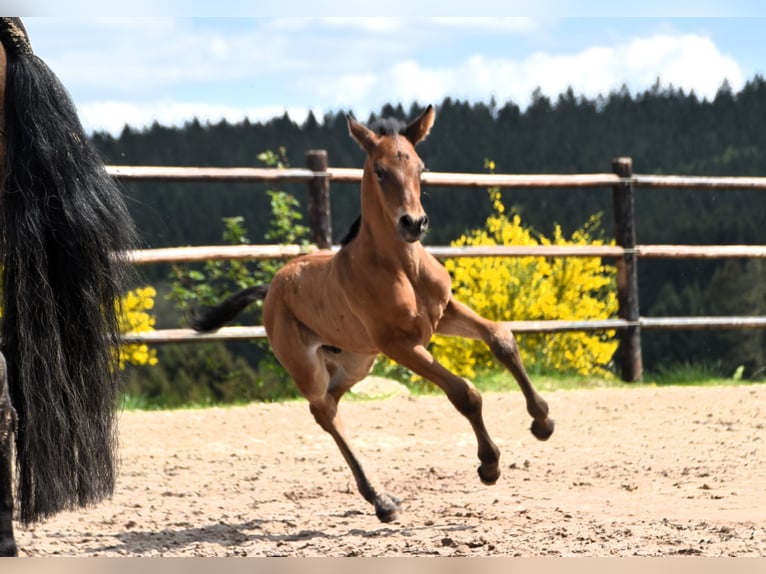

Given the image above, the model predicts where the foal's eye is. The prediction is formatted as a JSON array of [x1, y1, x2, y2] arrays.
[[374, 165, 386, 182]]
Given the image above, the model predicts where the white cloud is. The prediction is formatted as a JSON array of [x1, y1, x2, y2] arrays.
[[621, 34, 743, 95], [319, 32, 744, 117], [28, 19, 743, 135], [77, 101, 318, 135], [27, 18, 296, 97]]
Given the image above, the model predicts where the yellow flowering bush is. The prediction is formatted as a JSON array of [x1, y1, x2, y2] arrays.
[[430, 187, 618, 379], [117, 286, 159, 368]]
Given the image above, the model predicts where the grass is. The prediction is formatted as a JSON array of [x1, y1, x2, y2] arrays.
[[118, 393, 296, 412], [459, 362, 753, 394], [644, 362, 751, 387], [120, 362, 758, 411], [472, 369, 629, 393]]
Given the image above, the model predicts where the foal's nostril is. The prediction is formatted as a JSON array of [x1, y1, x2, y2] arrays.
[[399, 214, 429, 237], [399, 214, 428, 231], [400, 214, 414, 230]]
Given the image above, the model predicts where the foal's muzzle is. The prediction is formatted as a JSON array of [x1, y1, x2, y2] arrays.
[[398, 213, 429, 242]]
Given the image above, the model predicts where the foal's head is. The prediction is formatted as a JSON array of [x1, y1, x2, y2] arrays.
[[347, 105, 435, 243]]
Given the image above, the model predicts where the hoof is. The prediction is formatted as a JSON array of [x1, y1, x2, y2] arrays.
[[0, 539, 18, 558], [478, 463, 500, 485], [374, 493, 401, 523], [531, 418, 554, 441]]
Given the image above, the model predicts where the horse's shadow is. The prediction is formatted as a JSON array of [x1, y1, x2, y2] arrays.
[[92, 511, 475, 556], [95, 515, 404, 556]]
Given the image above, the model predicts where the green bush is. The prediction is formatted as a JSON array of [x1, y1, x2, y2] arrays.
[[149, 148, 309, 406], [121, 342, 300, 409]]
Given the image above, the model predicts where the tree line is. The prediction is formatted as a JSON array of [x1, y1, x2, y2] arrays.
[[92, 76, 766, 378]]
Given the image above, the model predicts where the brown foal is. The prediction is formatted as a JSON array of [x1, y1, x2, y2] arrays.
[[192, 105, 554, 522]]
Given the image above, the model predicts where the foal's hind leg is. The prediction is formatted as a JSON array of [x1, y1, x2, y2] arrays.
[[266, 313, 399, 521], [307, 375, 401, 522], [438, 299, 554, 441], [0, 353, 18, 557]]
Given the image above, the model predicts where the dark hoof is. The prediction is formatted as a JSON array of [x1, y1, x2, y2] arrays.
[[531, 418, 554, 441], [0, 539, 18, 557], [374, 493, 401, 523], [478, 463, 500, 485]]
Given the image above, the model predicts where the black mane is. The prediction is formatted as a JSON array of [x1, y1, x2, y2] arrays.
[[340, 214, 362, 246], [369, 117, 406, 136]]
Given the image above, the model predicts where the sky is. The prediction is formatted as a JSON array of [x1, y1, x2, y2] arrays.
[[12, 3, 766, 136]]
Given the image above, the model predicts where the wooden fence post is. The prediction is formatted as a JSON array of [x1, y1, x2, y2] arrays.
[[305, 149, 332, 249], [612, 157, 643, 382]]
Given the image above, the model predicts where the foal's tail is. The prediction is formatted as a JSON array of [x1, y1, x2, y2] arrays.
[[190, 285, 269, 333], [0, 19, 137, 524]]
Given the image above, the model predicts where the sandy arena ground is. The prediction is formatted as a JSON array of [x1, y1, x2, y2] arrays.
[[13, 384, 766, 557]]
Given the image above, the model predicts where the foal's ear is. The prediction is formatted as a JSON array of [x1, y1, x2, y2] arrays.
[[402, 105, 435, 146], [347, 113, 379, 155]]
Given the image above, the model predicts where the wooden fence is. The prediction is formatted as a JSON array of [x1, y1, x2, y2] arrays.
[[112, 154, 766, 382]]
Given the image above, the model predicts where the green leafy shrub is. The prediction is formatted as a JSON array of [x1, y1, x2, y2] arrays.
[[121, 341, 300, 409], [161, 148, 310, 404]]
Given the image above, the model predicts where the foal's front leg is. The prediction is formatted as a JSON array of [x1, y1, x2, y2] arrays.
[[378, 340, 502, 485], [0, 353, 18, 557], [438, 298, 555, 441]]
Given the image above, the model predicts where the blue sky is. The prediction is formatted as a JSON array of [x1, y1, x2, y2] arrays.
[[13, 6, 766, 135]]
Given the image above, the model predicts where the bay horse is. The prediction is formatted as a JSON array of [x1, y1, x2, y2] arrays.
[[191, 105, 555, 522], [0, 18, 137, 556]]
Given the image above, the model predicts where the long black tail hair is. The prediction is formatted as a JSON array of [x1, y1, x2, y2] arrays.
[[0, 18, 137, 523], [190, 285, 269, 333]]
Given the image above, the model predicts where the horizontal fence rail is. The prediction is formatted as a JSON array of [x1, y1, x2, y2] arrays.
[[107, 165, 766, 190], [121, 316, 766, 345], [634, 174, 766, 190], [126, 243, 766, 265], [110, 160, 766, 381], [108, 165, 321, 183]]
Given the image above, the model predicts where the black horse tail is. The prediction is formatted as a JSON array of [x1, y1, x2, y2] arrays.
[[190, 285, 269, 333], [0, 19, 137, 524]]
